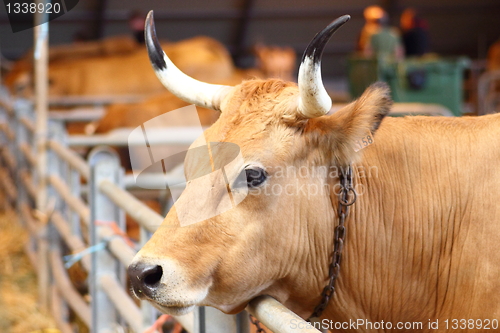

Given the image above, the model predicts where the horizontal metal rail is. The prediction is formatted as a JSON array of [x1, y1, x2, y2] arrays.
[[68, 127, 204, 147], [0, 167, 18, 200], [0, 122, 15, 140], [247, 296, 321, 333], [19, 143, 37, 167], [48, 174, 90, 225], [19, 203, 41, 239], [51, 211, 90, 271], [98, 226, 136, 267], [19, 169, 37, 200], [50, 286, 74, 333], [50, 250, 92, 328], [99, 179, 163, 233], [100, 274, 143, 333], [123, 188, 164, 200], [0, 99, 14, 116], [19, 203, 41, 270], [49, 107, 105, 122], [48, 140, 90, 180], [48, 95, 146, 107], [123, 173, 186, 190], [19, 116, 36, 133], [1, 147, 17, 170]]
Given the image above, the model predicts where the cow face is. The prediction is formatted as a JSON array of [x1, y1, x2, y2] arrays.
[[128, 11, 391, 318]]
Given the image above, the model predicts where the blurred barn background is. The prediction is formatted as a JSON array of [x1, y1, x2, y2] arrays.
[[1, 0, 499, 78]]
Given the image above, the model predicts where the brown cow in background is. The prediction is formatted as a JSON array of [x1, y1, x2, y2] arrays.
[[5, 35, 235, 98]]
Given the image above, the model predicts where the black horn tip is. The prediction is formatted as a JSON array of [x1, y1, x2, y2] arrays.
[[301, 15, 351, 63], [145, 10, 167, 71]]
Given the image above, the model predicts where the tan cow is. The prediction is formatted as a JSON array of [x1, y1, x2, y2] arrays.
[[128, 11, 500, 331], [3, 35, 139, 94], [5, 36, 234, 97]]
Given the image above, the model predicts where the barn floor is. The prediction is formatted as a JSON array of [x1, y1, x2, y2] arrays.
[[0, 209, 58, 333]]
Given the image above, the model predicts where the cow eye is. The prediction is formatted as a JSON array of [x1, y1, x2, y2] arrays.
[[245, 167, 267, 188]]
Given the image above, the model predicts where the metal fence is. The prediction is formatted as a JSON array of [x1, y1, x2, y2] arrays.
[[0, 89, 320, 333]]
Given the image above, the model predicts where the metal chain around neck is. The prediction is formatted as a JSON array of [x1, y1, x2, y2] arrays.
[[250, 165, 356, 332], [308, 164, 356, 321]]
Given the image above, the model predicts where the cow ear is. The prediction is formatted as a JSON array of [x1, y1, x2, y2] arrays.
[[331, 82, 392, 134], [322, 82, 392, 163]]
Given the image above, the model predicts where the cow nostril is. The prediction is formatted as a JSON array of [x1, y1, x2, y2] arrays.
[[128, 262, 164, 298], [143, 265, 163, 287]]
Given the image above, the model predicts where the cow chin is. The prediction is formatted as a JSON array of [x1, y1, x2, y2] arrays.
[[215, 302, 249, 315], [151, 302, 196, 316]]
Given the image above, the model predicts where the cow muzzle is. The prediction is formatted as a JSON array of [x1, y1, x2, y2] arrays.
[[127, 261, 163, 300], [127, 256, 209, 315]]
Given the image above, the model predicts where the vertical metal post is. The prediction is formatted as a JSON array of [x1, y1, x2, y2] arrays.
[[2, 98, 17, 209], [15, 100, 31, 208], [236, 312, 251, 333], [27, 103, 38, 188], [34, 0, 50, 311], [69, 168, 82, 235], [89, 147, 122, 333], [50, 120, 69, 217], [14, 99, 38, 259], [139, 224, 157, 331], [46, 119, 69, 323], [194, 306, 249, 333]]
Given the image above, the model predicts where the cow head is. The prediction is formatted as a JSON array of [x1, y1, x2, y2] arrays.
[[128, 11, 392, 318]]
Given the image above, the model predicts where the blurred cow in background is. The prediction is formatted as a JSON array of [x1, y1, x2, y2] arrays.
[[4, 35, 139, 95], [254, 44, 296, 81], [4, 34, 298, 98], [4, 35, 235, 98]]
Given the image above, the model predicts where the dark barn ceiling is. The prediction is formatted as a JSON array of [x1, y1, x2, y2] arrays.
[[1, 0, 499, 78]]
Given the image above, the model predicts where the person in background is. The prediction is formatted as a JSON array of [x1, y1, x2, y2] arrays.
[[364, 14, 403, 61], [487, 39, 500, 71], [129, 10, 146, 44], [400, 8, 430, 57], [357, 5, 386, 53]]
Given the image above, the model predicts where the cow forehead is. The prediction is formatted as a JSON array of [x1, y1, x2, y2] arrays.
[[220, 80, 299, 122], [202, 80, 301, 139], [183, 80, 307, 175]]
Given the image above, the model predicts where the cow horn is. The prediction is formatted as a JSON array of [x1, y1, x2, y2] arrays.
[[145, 11, 231, 111], [297, 15, 350, 118]]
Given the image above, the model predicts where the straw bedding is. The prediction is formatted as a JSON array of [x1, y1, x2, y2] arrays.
[[0, 210, 58, 333]]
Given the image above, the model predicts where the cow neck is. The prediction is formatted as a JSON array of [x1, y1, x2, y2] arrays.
[[308, 164, 356, 322], [250, 165, 356, 332]]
